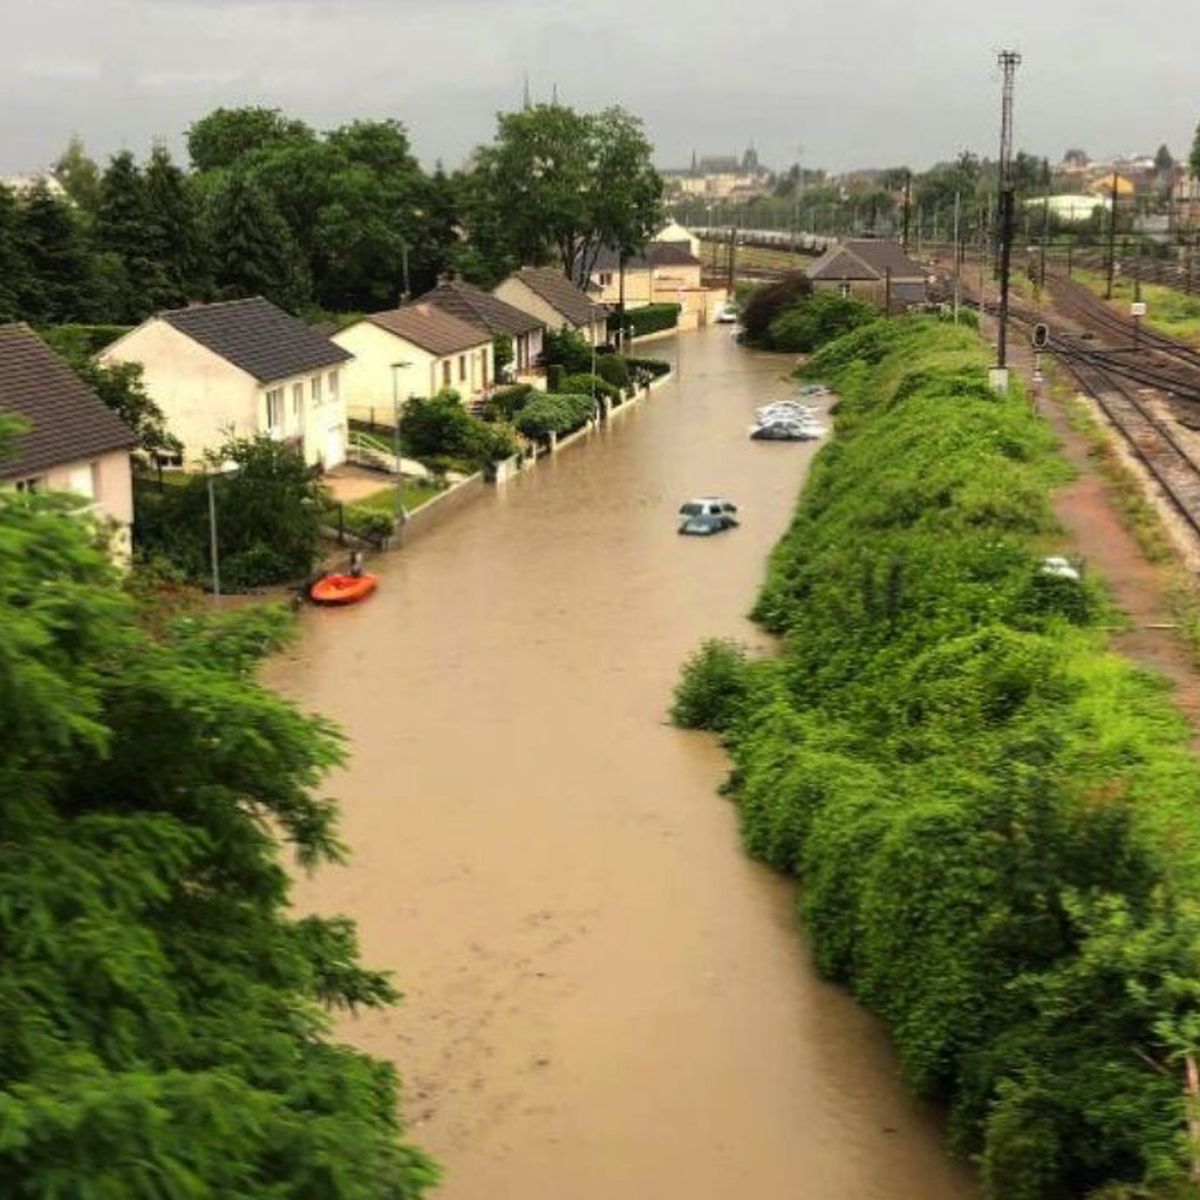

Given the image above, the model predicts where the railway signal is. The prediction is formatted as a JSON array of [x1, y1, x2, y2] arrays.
[[1031, 323, 1049, 349], [1131, 301, 1147, 350]]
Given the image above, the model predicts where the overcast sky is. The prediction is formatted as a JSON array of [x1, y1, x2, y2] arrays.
[[1, 0, 1196, 178]]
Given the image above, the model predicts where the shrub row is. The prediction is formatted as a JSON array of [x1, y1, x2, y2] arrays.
[[514, 393, 596, 439], [675, 316, 1200, 1199], [610, 302, 681, 338]]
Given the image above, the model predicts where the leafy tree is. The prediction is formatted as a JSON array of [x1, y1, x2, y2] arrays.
[[465, 102, 663, 283], [540, 326, 594, 373], [1154, 143, 1175, 176], [739, 271, 813, 344], [51, 135, 102, 216], [95, 151, 168, 321], [765, 292, 876, 352], [400, 390, 516, 468], [205, 171, 310, 311], [74, 358, 180, 462], [17, 183, 101, 323], [1191, 121, 1200, 181], [0, 412, 439, 1196], [186, 105, 313, 172], [0, 183, 28, 321], [144, 142, 207, 306], [136, 434, 325, 588]]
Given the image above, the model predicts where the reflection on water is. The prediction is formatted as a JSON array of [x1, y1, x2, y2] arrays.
[[270, 327, 977, 1199]]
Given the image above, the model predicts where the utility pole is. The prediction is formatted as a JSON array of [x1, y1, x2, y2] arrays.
[[952, 189, 961, 324], [902, 171, 912, 252], [1105, 170, 1119, 299], [995, 49, 1021, 379], [791, 145, 803, 253], [1038, 179, 1050, 296]]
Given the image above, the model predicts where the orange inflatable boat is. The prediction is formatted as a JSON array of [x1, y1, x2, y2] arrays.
[[310, 573, 378, 605]]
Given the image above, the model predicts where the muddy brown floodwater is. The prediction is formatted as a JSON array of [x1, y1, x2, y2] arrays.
[[270, 327, 979, 1199]]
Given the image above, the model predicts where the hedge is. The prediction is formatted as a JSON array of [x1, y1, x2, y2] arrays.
[[675, 316, 1200, 1199], [610, 302, 681, 338], [514, 393, 595, 439]]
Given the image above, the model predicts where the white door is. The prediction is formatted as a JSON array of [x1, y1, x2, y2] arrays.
[[325, 426, 345, 469]]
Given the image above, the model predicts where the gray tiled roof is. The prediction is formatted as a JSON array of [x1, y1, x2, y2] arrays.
[[584, 243, 702, 273], [809, 240, 925, 282], [509, 267, 606, 327], [420, 280, 545, 337], [161, 297, 351, 384], [0, 323, 135, 478], [365, 302, 492, 356]]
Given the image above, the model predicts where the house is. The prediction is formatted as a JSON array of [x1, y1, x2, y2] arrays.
[[493, 267, 609, 346], [655, 219, 702, 258], [0, 322, 135, 558], [332, 303, 494, 416], [806, 239, 929, 309], [99, 297, 352, 470], [578, 243, 704, 306], [418, 279, 546, 380]]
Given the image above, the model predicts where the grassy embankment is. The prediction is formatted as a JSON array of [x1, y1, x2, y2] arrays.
[[696, 237, 817, 276], [1071, 268, 1200, 345], [675, 316, 1200, 1200]]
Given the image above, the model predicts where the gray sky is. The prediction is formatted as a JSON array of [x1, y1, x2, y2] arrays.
[[1, 0, 1196, 177]]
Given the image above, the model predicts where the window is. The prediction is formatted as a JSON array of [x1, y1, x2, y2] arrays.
[[839, 282, 852, 299], [67, 462, 96, 500], [292, 382, 304, 416], [458, 354, 466, 382], [327, 369, 340, 400], [266, 387, 285, 430], [599, 272, 613, 287], [13, 476, 42, 493], [311, 375, 323, 405], [442, 360, 452, 388]]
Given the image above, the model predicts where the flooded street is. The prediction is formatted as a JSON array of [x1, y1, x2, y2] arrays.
[[271, 326, 978, 1199]]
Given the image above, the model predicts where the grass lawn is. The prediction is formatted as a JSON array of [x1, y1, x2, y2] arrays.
[[1071, 268, 1200, 345], [353, 479, 444, 515]]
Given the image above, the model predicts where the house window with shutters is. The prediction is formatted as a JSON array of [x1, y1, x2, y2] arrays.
[[311, 375, 323, 406], [292, 382, 304, 416], [327, 369, 339, 400], [442, 360, 452, 388], [458, 355, 466, 382]]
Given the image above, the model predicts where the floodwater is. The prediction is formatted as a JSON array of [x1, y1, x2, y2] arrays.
[[271, 327, 978, 1199]]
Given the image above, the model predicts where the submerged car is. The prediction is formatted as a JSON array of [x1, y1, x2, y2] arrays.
[[715, 301, 739, 324], [678, 497, 739, 535], [757, 400, 816, 423], [751, 418, 825, 441], [795, 382, 831, 398]]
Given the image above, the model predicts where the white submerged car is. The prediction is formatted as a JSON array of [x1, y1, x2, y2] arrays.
[[715, 301, 739, 324], [750, 417, 826, 441], [757, 400, 816, 423]]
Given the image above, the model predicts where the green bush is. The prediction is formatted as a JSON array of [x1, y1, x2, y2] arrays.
[[611, 303, 680, 338], [339, 504, 395, 544], [595, 353, 631, 391], [493, 333, 514, 373], [547, 363, 566, 392], [134, 435, 326, 589], [625, 356, 671, 385], [485, 383, 534, 421], [765, 293, 877, 352], [739, 272, 813, 344], [37, 323, 132, 360], [402, 390, 516, 468], [542, 327, 594, 373], [514, 393, 595, 439], [681, 316, 1200, 1199], [560, 372, 619, 400], [670, 639, 750, 731]]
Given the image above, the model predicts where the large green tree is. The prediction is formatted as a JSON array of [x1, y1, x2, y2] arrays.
[[0, 412, 438, 1196], [17, 183, 101, 323], [95, 151, 169, 321], [1191, 121, 1200, 181], [51, 135, 102, 217], [0, 184, 28, 321], [186, 105, 313, 173], [464, 102, 663, 283], [206, 171, 310, 311], [144, 142, 207, 307]]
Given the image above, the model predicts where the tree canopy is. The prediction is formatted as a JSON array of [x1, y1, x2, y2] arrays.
[[0, 413, 438, 1196]]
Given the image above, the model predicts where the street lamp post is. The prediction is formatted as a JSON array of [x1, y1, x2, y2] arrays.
[[391, 361, 412, 522], [205, 458, 240, 597]]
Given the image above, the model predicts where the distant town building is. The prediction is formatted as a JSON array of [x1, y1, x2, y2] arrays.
[[2, 172, 68, 200], [661, 145, 772, 202]]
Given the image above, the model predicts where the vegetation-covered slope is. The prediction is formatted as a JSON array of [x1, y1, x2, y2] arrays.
[[676, 318, 1200, 1199]]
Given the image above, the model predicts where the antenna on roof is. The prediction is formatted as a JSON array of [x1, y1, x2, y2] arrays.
[[551, 82, 559, 105], [522, 72, 531, 111]]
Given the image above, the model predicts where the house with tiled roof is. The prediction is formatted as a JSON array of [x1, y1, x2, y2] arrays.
[[419, 279, 546, 378], [332, 302, 494, 415], [806, 239, 929, 309], [493, 267, 608, 346], [99, 297, 353, 470], [0, 322, 135, 558], [575, 242, 703, 309]]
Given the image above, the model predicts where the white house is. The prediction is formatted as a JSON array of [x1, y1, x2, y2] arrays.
[[1, 322, 135, 560], [332, 303, 494, 416], [419, 279, 546, 380], [99, 297, 353, 470], [493, 268, 608, 346]]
